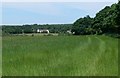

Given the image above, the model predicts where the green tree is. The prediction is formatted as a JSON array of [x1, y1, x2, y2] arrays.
[[72, 15, 93, 35]]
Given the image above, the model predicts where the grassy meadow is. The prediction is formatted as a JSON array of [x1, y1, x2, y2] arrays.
[[0, 37, 2, 77], [2, 35, 118, 76]]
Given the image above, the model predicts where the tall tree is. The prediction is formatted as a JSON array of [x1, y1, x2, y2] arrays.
[[72, 15, 93, 35]]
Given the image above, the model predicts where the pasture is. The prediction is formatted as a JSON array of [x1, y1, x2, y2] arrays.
[[0, 37, 2, 77], [2, 35, 118, 76]]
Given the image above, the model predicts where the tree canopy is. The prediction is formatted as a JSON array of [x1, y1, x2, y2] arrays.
[[72, 15, 94, 35], [72, 1, 120, 36], [2, 1, 120, 37]]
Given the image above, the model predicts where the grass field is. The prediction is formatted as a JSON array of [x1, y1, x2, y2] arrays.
[[0, 37, 2, 77], [2, 35, 118, 76]]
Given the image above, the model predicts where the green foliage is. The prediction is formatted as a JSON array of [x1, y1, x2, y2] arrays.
[[72, 2, 120, 36], [2, 2, 120, 37], [93, 3, 119, 34], [72, 15, 94, 35], [2, 26, 23, 34], [2, 24, 72, 35]]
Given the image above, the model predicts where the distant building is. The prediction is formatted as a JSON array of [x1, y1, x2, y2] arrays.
[[66, 30, 75, 34], [37, 29, 49, 34], [67, 30, 72, 34]]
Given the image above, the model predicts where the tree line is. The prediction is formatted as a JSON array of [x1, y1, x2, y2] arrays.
[[2, 24, 72, 35], [2, 1, 120, 37], [71, 1, 120, 37]]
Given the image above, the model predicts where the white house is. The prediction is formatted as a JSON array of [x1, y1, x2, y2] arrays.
[[66, 30, 75, 34], [67, 30, 72, 34], [37, 29, 49, 34], [37, 29, 40, 33]]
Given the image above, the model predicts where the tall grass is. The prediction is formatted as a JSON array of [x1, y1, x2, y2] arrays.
[[0, 37, 2, 77], [2, 35, 118, 76]]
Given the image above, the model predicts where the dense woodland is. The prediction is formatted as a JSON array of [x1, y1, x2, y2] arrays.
[[2, 1, 120, 37], [72, 1, 120, 37], [2, 24, 72, 35]]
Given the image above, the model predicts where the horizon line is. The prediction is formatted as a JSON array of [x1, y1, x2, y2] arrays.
[[0, 23, 73, 26]]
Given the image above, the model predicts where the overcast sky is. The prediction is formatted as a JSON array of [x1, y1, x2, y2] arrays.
[[1, 0, 118, 25]]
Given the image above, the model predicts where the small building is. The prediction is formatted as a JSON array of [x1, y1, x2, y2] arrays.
[[66, 30, 75, 34], [37, 29, 49, 34], [67, 30, 72, 34]]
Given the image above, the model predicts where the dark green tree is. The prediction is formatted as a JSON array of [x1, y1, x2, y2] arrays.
[[72, 15, 94, 35]]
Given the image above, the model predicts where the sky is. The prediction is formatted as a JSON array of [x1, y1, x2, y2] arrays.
[[1, 0, 118, 25]]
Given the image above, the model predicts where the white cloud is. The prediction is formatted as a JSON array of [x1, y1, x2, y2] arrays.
[[2, 0, 118, 2]]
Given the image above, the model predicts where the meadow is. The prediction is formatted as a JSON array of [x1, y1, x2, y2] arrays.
[[0, 37, 2, 77], [2, 35, 118, 76]]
